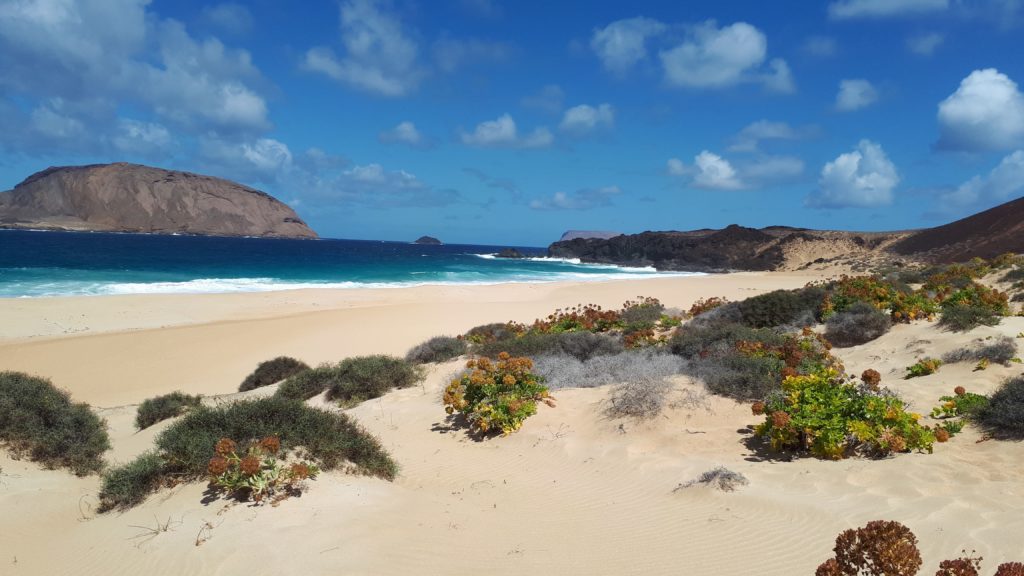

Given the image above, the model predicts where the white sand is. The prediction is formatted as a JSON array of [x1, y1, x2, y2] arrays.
[[1, 274, 1022, 575]]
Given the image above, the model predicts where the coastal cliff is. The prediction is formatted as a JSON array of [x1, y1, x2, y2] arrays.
[[0, 163, 317, 239]]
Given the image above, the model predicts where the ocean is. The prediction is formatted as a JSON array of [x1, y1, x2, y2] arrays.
[[0, 230, 695, 298]]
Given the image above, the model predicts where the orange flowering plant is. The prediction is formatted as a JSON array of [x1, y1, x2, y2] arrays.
[[207, 435, 320, 504], [443, 353, 553, 436]]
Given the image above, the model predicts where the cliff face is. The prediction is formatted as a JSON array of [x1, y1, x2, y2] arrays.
[[0, 163, 317, 239]]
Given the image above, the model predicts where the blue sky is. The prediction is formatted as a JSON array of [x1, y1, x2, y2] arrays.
[[2, 0, 1023, 246]]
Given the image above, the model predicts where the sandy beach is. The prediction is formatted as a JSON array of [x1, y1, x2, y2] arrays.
[[1, 273, 1023, 576]]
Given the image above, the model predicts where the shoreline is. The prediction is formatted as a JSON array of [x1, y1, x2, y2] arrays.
[[0, 272, 824, 406]]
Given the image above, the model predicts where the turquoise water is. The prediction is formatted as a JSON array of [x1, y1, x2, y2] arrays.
[[0, 230, 696, 297]]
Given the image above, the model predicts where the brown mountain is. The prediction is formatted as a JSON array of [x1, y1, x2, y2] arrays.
[[0, 163, 317, 239], [891, 196, 1024, 262]]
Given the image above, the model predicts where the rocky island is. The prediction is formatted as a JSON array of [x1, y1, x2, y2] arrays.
[[414, 236, 442, 245], [0, 163, 317, 239]]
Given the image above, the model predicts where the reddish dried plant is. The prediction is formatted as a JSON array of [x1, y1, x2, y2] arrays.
[[954, 386, 966, 396], [239, 455, 261, 476], [821, 520, 922, 576], [935, 554, 982, 576], [861, 369, 882, 390], [995, 563, 1024, 576], [751, 401, 766, 416], [215, 438, 237, 456]]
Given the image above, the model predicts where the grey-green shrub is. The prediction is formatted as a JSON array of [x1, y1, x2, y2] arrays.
[[325, 355, 423, 405], [0, 371, 109, 475], [475, 331, 623, 361], [825, 301, 892, 347], [99, 397, 396, 511], [135, 391, 203, 429], [942, 336, 1018, 366], [405, 336, 466, 364], [976, 376, 1024, 439], [239, 356, 310, 392], [275, 364, 344, 400]]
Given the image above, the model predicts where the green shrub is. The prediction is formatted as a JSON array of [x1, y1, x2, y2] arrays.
[[939, 305, 1003, 331], [735, 287, 826, 328], [0, 371, 110, 475], [939, 283, 1010, 331], [135, 392, 203, 430], [620, 296, 665, 327], [275, 364, 345, 400], [98, 451, 164, 511], [825, 301, 892, 347], [475, 330, 623, 361], [463, 322, 519, 344], [100, 397, 396, 511], [325, 355, 423, 406], [443, 354, 551, 435], [904, 358, 942, 379], [756, 368, 935, 459], [239, 356, 310, 392], [931, 389, 989, 420], [976, 376, 1024, 439], [405, 336, 467, 364]]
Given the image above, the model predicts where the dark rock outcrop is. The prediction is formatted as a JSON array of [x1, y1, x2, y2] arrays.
[[495, 248, 526, 259], [414, 236, 442, 245], [558, 230, 622, 242], [0, 163, 316, 238], [548, 224, 787, 272]]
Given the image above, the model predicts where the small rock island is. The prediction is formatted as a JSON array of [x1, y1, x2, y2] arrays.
[[414, 236, 442, 245]]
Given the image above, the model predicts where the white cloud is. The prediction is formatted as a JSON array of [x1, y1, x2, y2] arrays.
[[302, 0, 422, 97], [112, 118, 172, 156], [659, 21, 791, 92], [936, 68, 1024, 151], [0, 0, 271, 137], [201, 3, 254, 34], [530, 186, 622, 210], [803, 36, 837, 57], [668, 150, 803, 188], [590, 17, 667, 74], [199, 136, 294, 183], [938, 150, 1024, 211], [907, 32, 944, 55], [378, 121, 424, 146], [728, 120, 808, 152], [521, 84, 564, 114], [29, 99, 85, 140], [460, 114, 553, 148], [432, 36, 512, 73], [836, 79, 879, 111], [808, 140, 899, 208], [828, 0, 949, 19], [559, 103, 614, 136]]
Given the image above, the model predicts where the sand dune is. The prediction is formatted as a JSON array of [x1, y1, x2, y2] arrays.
[[1, 276, 1023, 575]]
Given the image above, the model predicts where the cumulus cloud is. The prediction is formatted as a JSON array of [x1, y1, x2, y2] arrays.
[[907, 32, 944, 55], [937, 150, 1024, 212], [521, 84, 565, 114], [659, 21, 792, 92], [460, 114, 553, 148], [559, 103, 614, 136], [807, 140, 899, 208], [590, 17, 667, 74], [0, 0, 271, 139], [199, 136, 294, 184], [112, 118, 173, 156], [828, 0, 949, 19], [378, 121, 425, 146], [302, 0, 423, 96], [836, 79, 879, 112], [936, 68, 1024, 151], [529, 186, 622, 210], [668, 149, 804, 189]]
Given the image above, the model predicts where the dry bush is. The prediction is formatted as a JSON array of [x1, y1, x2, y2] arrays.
[[941, 336, 1018, 366], [826, 301, 892, 348], [476, 331, 624, 362], [976, 375, 1024, 439], [532, 349, 686, 391], [677, 466, 749, 492]]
